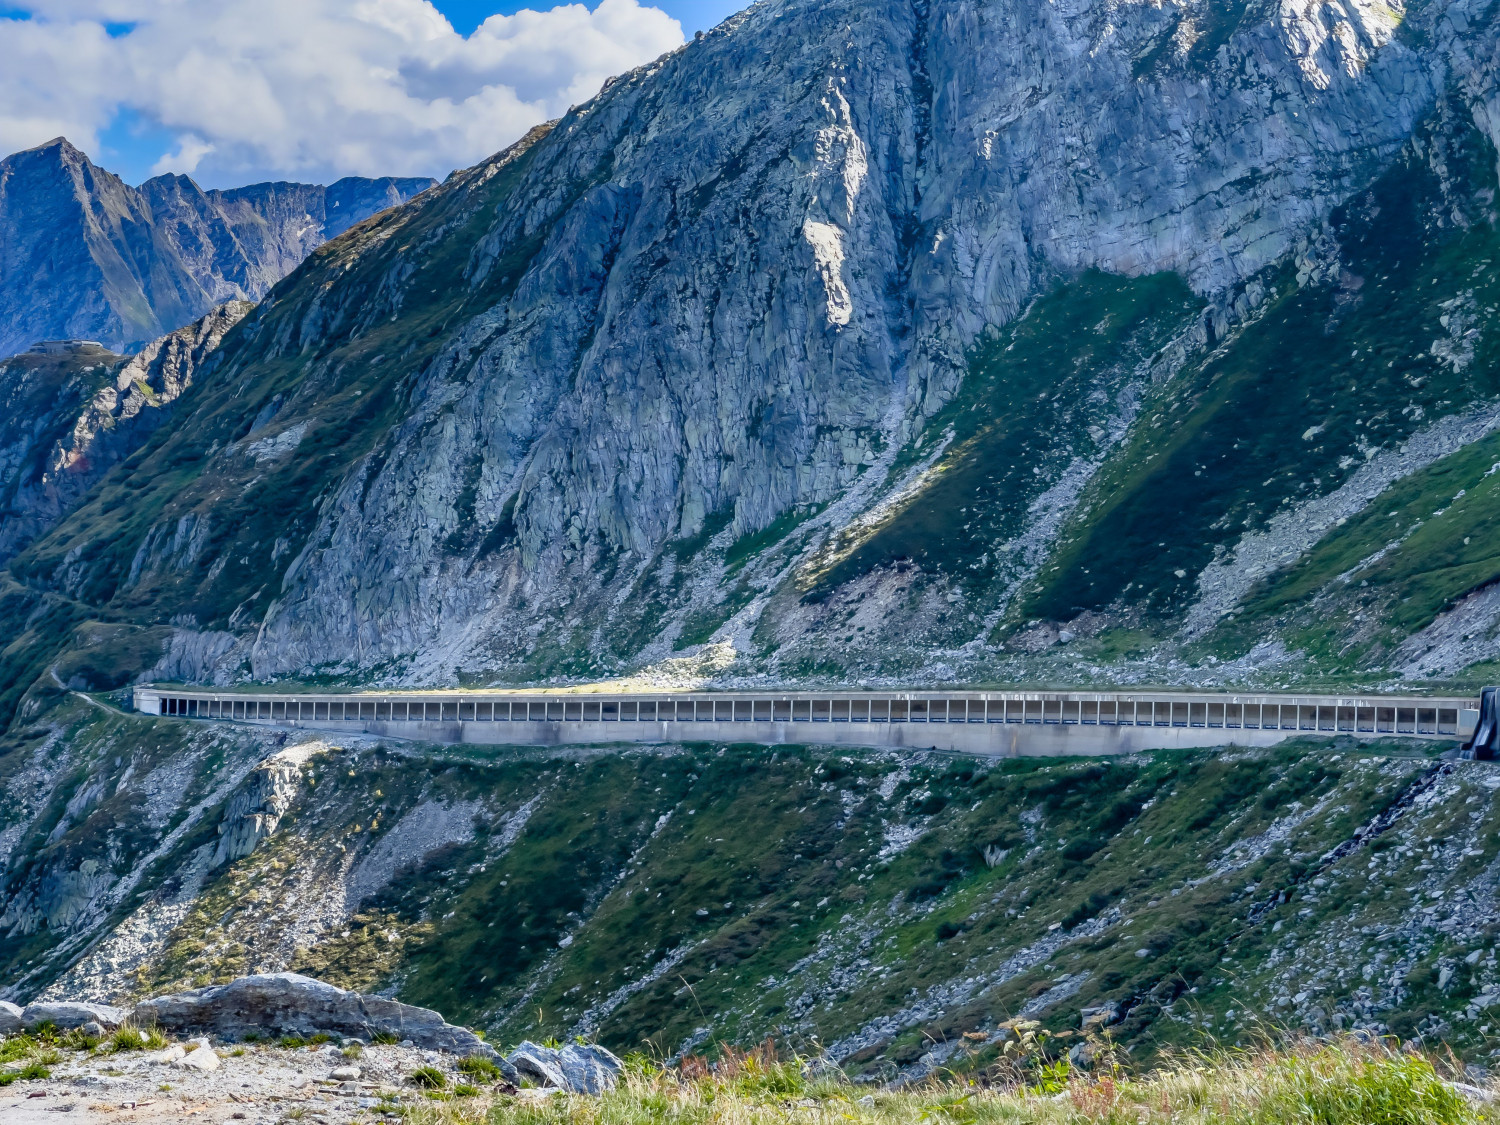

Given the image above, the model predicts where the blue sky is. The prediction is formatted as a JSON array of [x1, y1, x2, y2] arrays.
[[2, 0, 751, 188]]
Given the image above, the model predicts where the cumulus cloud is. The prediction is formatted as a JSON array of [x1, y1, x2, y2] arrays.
[[0, 0, 684, 184], [150, 134, 215, 176]]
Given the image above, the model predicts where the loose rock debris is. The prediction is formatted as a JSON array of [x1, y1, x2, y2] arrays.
[[1, 974, 623, 1124]]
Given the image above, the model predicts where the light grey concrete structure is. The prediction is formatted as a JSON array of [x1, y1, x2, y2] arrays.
[[132, 686, 1480, 758]]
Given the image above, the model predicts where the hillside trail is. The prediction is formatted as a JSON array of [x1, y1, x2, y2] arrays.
[[48, 667, 127, 717]]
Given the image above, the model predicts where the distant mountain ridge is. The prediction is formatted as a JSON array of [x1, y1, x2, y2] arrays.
[[0, 138, 434, 358]]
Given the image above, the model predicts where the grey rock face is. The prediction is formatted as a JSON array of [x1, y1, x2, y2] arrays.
[[0, 138, 434, 357], [1080, 1001, 1120, 1029], [20, 999, 129, 1031], [506, 1041, 623, 1093], [227, 0, 1498, 682], [134, 973, 497, 1060], [0, 342, 121, 562], [0, 301, 251, 563], [211, 746, 310, 867], [0, 999, 22, 1035], [506, 1041, 569, 1089], [6, 0, 1496, 690]]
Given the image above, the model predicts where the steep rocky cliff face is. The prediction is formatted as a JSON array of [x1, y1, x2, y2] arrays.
[[0, 343, 124, 556], [0, 303, 251, 564], [0, 138, 434, 358], [0, 0, 1497, 702]]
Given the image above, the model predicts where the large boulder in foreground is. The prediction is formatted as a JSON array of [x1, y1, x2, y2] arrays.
[[21, 1000, 129, 1031], [134, 973, 502, 1065], [507, 1040, 623, 1094]]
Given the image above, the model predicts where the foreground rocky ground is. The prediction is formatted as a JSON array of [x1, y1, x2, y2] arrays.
[[0, 974, 619, 1124], [0, 1037, 494, 1125], [3, 1032, 1497, 1125]]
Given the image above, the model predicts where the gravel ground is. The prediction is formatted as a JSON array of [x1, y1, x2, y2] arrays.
[[0, 1039, 526, 1124]]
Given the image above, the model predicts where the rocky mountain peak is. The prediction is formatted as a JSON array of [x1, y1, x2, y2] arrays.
[[0, 140, 435, 358]]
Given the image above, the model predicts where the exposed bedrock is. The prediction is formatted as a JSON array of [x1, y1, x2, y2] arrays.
[[240, 0, 1498, 679], [4, 0, 1494, 688], [135, 973, 503, 1063]]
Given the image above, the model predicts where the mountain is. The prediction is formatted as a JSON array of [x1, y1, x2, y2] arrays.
[[1, 0, 1499, 1075], [0, 0, 1491, 701], [0, 138, 434, 358], [0, 303, 251, 564]]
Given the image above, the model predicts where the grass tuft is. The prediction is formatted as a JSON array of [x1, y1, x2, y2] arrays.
[[106, 1025, 167, 1053], [458, 1055, 503, 1082], [409, 1065, 448, 1089], [0, 1062, 53, 1086], [387, 1037, 1490, 1125]]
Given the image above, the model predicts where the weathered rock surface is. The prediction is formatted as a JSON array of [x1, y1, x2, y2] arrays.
[[506, 1041, 623, 1094], [176, 1041, 221, 1071], [134, 973, 503, 1064], [0, 343, 122, 563], [0, 137, 434, 357], [20, 1000, 129, 1031], [212, 743, 324, 867], [0, 302, 251, 563], [0, 1000, 22, 1035], [8, 0, 1487, 689]]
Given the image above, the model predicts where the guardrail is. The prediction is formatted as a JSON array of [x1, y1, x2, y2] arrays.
[[131, 686, 1481, 757]]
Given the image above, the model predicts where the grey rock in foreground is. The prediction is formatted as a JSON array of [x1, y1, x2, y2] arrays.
[[133, 973, 501, 1064], [20, 1000, 129, 1031], [507, 1040, 623, 1094], [0, 1000, 22, 1035]]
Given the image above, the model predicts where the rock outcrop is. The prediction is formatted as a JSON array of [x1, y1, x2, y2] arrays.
[[134, 973, 503, 1064], [0, 138, 434, 357], [0, 342, 122, 563], [212, 744, 324, 867], [0, 302, 252, 562], [19, 1000, 129, 1031], [506, 1041, 623, 1094]]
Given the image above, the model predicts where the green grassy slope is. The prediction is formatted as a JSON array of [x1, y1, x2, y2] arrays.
[[1210, 428, 1500, 679], [1020, 108, 1500, 632], [806, 272, 1202, 602], [13, 696, 1499, 1073]]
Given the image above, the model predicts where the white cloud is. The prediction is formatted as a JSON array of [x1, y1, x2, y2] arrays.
[[150, 134, 215, 176], [0, 0, 684, 184]]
